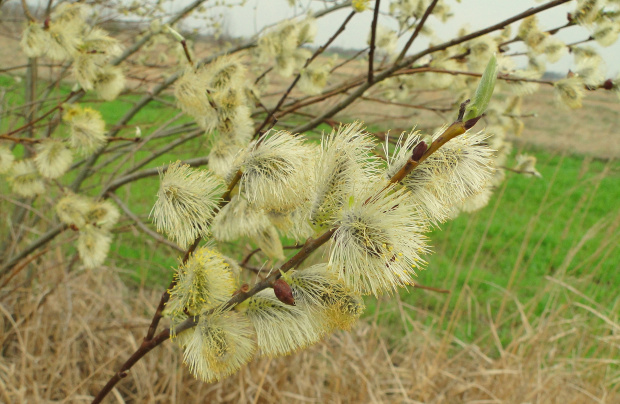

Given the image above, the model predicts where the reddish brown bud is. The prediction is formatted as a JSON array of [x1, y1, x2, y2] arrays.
[[273, 278, 295, 306], [233, 284, 250, 296], [411, 140, 428, 162], [464, 115, 483, 130], [69, 224, 79, 231], [602, 79, 614, 90]]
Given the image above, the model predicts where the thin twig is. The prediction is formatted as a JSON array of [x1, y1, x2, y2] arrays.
[[368, 0, 381, 83], [253, 11, 357, 138], [292, 0, 572, 134], [0, 91, 78, 138], [106, 193, 184, 253], [394, 0, 439, 64], [20, 0, 36, 22]]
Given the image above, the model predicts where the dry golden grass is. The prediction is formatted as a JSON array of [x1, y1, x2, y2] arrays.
[[1, 253, 618, 403]]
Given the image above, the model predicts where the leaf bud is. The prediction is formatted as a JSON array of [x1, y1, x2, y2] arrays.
[[464, 54, 498, 121], [273, 278, 295, 306], [411, 138, 429, 162]]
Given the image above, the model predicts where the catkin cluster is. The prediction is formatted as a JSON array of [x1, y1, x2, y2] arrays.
[[153, 116, 495, 381], [4, 0, 620, 391], [21, 3, 125, 100]]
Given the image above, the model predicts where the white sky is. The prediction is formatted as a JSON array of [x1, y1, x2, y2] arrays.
[[192, 0, 620, 76]]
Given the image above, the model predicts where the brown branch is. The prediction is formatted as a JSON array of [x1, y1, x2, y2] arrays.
[[106, 136, 141, 143], [90, 328, 171, 404], [180, 39, 193, 65], [254, 67, 273, 85], [0, 134, 41, 144], [291, 0, 572, 135], [253, 11, 356, 138], [0, 247, 49, 288], [414, 283, 450, 294], [395, 67, 555, 85], [394, 0, 439, 64], [240, 248, 262, 267], [0, 225, 66, 277], [499, 21, 575, 50], [90, 93, 484, 402], [331, 47, 368, 73], [21, 0, 36, 22], [360, 95, 452, 113], [368, 0, 381, 83], [0, 90, 79, 138]]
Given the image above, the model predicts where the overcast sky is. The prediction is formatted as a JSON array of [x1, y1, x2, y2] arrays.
[[192, 0, 619, 76]]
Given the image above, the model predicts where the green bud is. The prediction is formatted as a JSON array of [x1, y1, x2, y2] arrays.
[[165, 25, 185, 42], [464, 54, 498, 121], [348, 195, 355, 209]]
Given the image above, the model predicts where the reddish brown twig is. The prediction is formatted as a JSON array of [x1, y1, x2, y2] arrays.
[[253, 11, 357, 138], [368, 0, 381, 83], [394, 0, 439, 64]]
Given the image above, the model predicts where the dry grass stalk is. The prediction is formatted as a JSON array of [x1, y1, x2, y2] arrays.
[[1, 253, 618, 403]]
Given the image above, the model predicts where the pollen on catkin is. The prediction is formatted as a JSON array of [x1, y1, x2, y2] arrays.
[[329, 183, 429, 296], [56, 193, 92, 228], [554, 77, 585, 109], [92, 66, 125, 101], [575, 56, 605, 87], [74, 28, 122, 91], [180, 311, 256, 383], [20, 22, 49, 58], [285, 264, 364, 332], [77, 224, 112, 268], [243, 289, 321, 357], [573, 0, 601, 26], [63, 105, 107, 155], [386, 129, 495, 224], [541, 36, 567, 63], [165, 246, 237, 319], [7, 159, 45, 197], [0, 145, 15, 174], [514, 154, 542, 178], [298, 63, 331, 95], [593, 18, 619, 47], [175, 55, 250, 134], [208, 137, 245, 179], [45, 3, 89, 60], [212, 195, 285, 260], [151, 161, 224, 248], [85, 199, 120, 230], [174, 69, 217, 132], [370, 25, 398, 56], [235, 130, 315, 213], [34, 140, 72, 179], [309, 122, 381, 231]]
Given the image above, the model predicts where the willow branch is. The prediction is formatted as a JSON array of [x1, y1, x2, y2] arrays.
[[70, 42, 255, 193], [253, 11, 356, 137], [394, 0, 438, 64], [20, 0, 36, 22], [0, 225, 66, 277], [368, 0, 381, 83], [0, 90, 78, 138], [90, 94, 483, 403], [111, 0, 211, 66], [331, 47, 368, 73], [102, 156, 210, 195], [291, 0, 571, 134]]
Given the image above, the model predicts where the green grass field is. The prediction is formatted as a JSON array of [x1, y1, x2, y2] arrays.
[[2, 73, 619, 349]]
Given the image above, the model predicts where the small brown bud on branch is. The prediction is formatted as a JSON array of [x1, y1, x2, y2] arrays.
[[273, 279, 295, 306], [411, 139, 429, 162]]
